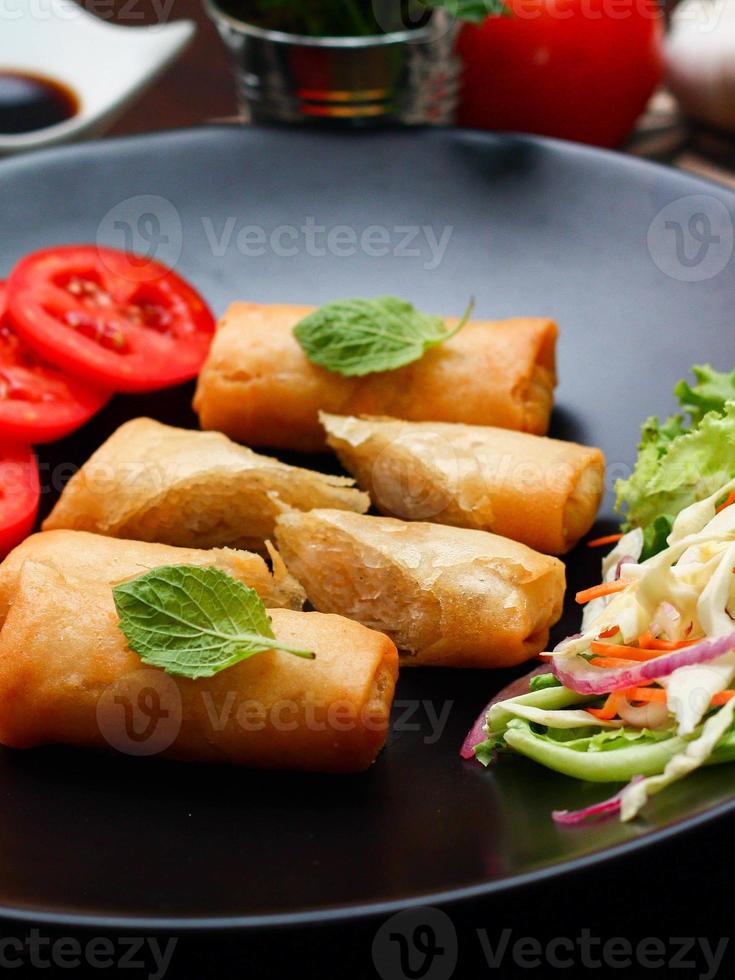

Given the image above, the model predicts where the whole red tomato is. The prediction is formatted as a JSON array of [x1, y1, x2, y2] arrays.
[[456, 0, 664, 148]]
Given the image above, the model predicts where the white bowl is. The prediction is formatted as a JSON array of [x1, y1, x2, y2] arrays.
[[0, 0, 195, 154]]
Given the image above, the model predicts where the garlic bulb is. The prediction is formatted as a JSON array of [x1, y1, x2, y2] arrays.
[[665, 0, 735, 132]]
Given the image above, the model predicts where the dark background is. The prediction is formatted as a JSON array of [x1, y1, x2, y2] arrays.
[[5, 830, 735, 980]]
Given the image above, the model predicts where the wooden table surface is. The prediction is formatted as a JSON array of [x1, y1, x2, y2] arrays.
[[102, 0, 735, 189], [106, 0, 238, 135]]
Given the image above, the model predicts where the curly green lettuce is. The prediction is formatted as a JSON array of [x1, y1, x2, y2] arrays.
[[675, 364, 735, 426], [615, 365, 735, 551]]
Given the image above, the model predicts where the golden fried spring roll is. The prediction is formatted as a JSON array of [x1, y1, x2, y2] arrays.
[[0, 530, 305, 621], [321, 414, 605, 554], [43, 418, 369, 552], [0, 532, 397, 772], [193, 303, 558, 452], [275, 510, 565, 668]]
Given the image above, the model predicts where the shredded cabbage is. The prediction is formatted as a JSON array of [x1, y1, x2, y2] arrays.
[[471, 477, 735, 822]]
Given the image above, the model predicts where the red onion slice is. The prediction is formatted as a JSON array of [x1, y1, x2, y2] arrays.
[[614, 555, 636, 580], [461, 712, 488, 759], [552, 777, 644, 825], [552, 631, 735, 696], [460, 665, 552, 759]]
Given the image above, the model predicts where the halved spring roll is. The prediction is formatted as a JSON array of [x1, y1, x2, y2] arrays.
[[42, 418, 369, 552], [275, 510, 565, 668], [0, 531, 397, 772], [321, 414, 605, 554], [193, 303, 558, 452]]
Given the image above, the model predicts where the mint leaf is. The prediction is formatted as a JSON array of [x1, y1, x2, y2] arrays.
[[422, 0, 509, 21], [293, 296, 473, 377], [113, 565, 314, 679]]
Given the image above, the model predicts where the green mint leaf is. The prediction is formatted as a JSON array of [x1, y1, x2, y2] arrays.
[[293, 296, 474, 377], [113, 565, 314, 680], [422, 0, 510, 21]]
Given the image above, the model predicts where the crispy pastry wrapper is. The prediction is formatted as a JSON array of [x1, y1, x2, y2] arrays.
[[43, 418, 368, 552], [321, 413, 605, 554], [275, 510, 565, 668], [193, 303, 558, 451], [0, 532, 397, 772]]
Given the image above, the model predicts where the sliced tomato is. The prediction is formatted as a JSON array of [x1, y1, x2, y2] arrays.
[[6, 246, 216, 393], [0, 443, 39, 557], [0, 282, 110, 443]]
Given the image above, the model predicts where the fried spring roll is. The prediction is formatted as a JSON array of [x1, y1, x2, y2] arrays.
[[43, 418, 368, 552], [275, 510, 565, 668], [193, 303, 558, 451], [0, 530, 305, 621], [0, 532, 397, 772], [321, 414, 605, 554]]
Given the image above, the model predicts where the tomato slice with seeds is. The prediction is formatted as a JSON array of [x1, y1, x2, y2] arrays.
[[6, 246, 216, 393], [0, 282, 110, 443], [0, 443, 39, 557]]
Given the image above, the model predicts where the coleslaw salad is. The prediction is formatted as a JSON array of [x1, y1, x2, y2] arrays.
[[462, 476, 735, 823]]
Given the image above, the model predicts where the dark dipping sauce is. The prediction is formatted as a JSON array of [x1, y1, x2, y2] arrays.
[[0, 71, 79, 135]]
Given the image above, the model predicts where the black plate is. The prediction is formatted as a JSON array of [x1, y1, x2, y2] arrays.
[[1, 126, 735, 929]]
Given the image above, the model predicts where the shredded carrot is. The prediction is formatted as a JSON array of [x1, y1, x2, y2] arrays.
[[637, 631, 699, 651], [587, 684, 735, 722], [587, 533, 624, 548], [575, 580, 629, 604], [598, 625, 620, 639], [716, 490, 735, 514], [711, 690, 735, 706], [587, 693, 621, 720], [590, 641, 663, 662], [588, 683, 661, 719], [627, 687, 667, 704], [590, 656, 646, 669]]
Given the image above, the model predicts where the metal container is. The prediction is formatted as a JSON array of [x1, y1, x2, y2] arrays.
[[202, 2, 460, 125]]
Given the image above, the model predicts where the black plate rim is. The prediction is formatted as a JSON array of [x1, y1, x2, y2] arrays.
[[0, 121, 727, 207], [1, 125, 735, 931], [0, 792, 732, 931]]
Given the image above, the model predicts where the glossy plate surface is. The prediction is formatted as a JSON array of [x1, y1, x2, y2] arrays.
[[0, 126, 734, 927]]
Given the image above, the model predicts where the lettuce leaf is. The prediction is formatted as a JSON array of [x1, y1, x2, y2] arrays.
[[502, 718, 689, 781], [640, 514, 674, 562], [615, 402, 735, 532], [675, 364, 735, 426], [528, 672, 562, 692]]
